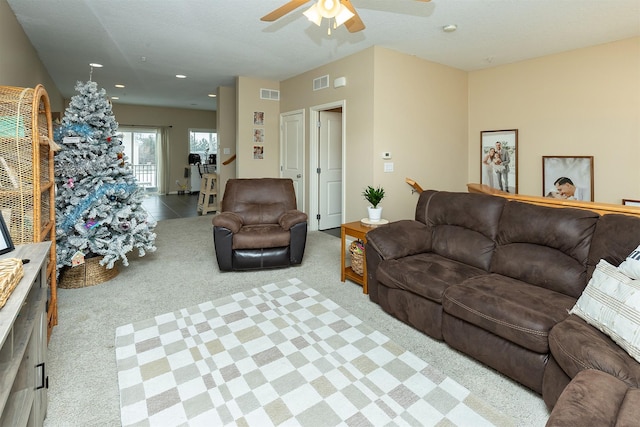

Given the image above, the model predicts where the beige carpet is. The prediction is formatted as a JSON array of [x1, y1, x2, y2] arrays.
[[116, 278, 513, 426], [44, 215, 549, 426]]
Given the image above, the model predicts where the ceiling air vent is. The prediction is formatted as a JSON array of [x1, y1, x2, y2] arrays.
[[260, 89, 280, 101], [313, 75, 329, 91]]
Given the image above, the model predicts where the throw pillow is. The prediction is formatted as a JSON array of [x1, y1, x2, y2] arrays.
[[618, 244, 640, 280], [570, 259, 640, 364]]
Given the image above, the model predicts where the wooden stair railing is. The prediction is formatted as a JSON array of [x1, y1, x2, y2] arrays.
[[406, 178, 423, 194], [468, 183, 640, 218], [222, 154, 236, 166]]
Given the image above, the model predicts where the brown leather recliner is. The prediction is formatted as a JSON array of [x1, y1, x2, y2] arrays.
[[212, 178, 308, 271]]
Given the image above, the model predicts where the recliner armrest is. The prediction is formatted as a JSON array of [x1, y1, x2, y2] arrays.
[[366, 220, 432, 260], [279, 210, 308, 231], [212, 212, 243, 233]]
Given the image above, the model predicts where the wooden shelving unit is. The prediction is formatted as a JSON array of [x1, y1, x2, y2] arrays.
[[0, 243, 51, 426], [0, 85, 58, 340]]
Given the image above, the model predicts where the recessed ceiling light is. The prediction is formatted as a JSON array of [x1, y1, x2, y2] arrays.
[[115, 84, 125, 88], [89, 62, 103, 68], [442, 24, 457, 33], [208, 93, 217, 98], [176, 74, 187, 79]]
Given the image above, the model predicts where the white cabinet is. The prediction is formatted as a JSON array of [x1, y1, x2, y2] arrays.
[[0, 242, 50, 426], [189, 164, 201, 193]]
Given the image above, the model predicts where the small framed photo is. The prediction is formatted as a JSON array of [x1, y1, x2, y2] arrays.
[[481, 129, 518, 193], [253, 128, 264, 143], [0, 213, 14, 255], [253, 145, 264, 160], [543, 156, 594, 201], [623, 199, 640, 207], [253, 111, 264, 126]]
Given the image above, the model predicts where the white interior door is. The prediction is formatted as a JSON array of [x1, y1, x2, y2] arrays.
[[318, 111, 342, 229], [280, 110, 304, 211]]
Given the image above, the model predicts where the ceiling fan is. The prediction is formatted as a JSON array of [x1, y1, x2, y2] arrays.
[[261, 0, 431, 34]]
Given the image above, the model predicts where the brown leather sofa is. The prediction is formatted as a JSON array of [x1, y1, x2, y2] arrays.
[[212, 178, 307, 271], [364, 189, 640, 421]]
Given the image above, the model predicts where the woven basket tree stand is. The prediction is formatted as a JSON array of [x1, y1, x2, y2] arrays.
[[58, 256, 119, 289]]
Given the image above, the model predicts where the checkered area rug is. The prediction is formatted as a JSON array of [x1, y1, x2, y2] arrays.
[[115, 278, 513, 426]]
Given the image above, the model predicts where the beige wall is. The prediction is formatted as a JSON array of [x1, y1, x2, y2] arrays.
[[216, 86, 237, 196], [111, 104, 215, 194], [469, 37, 640, 204], [281, 48, 376, 222], [0, 0, 63, 110], [281, 47, 468, 222], [373, 47, 468, 220], [235, 76, 280, 178]]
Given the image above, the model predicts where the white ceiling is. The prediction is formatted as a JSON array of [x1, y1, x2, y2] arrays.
[[8, 0, 640, 111]]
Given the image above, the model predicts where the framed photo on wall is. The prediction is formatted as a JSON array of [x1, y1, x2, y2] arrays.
[[623, 199, 640, 207], [542, 156, 594, 201], [481, 129, 518, 193]]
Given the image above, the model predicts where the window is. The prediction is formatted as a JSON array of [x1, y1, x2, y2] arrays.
[[189, 129, 217, 165], [120, 128, 159, 190]]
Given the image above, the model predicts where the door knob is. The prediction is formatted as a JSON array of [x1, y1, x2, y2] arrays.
[[297, 174, 302, 178]]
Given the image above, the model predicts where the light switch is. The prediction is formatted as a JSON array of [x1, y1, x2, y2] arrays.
[[384, 162, 394, 172], [223, 148, 230, 154]]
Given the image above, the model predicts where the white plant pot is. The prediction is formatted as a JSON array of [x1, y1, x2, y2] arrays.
[[367, 206, 383, 222]]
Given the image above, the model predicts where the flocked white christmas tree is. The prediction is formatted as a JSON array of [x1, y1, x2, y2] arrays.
[[54, 80, 156, 270]]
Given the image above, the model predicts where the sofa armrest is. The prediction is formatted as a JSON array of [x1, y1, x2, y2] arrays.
[[366, 220, 432, 260], [212, 212, 243, 233], [289, 221, 308, 265], [279, 210, 308, 231], [213, 226, 234, 271]]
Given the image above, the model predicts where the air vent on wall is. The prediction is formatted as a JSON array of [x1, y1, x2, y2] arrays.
[[260, 88, 280, 100], [313, 75, 329, 91]]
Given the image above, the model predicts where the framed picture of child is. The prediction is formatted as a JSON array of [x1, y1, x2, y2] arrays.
[[543, 156, 594, 201], [481, 129, 518, 194]]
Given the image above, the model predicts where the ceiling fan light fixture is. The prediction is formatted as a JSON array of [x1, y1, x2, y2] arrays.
[[305, 0, 354, 30], [334, 5, 355, 27], [317, 0, 341, 18], [303, 4, 323, 26]]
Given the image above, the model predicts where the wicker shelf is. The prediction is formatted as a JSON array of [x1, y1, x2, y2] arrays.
[[0, 85, 57, 341]]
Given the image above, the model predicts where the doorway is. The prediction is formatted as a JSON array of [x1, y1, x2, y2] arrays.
[[309, 101, 346, 232], [280, 110, 305, 211], [120, 128, 160, 192]]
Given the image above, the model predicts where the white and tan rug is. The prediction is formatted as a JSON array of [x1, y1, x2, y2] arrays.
[[115, 278, 513, 426]]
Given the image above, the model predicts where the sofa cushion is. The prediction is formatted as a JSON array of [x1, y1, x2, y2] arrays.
[[491, 201, 598, 298], [549, 315, 640, 388], [375, 253, 486, 303], [365, 220, 432, 260], [619, 244, 640, 280], [569, 259, 640, 363], [443, 274, 576, 353], [233, 224, 290, 249], [546, 369, 640, 427], [424, 191, 506, 271], [587, 213, 640, 279]]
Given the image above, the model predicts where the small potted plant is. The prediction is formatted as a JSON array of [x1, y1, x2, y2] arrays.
[[362, 185, 385, 221]]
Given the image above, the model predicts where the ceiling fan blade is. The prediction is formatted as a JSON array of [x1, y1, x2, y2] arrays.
[[261, 0, 310, 22], [341, 0, 366, 33]]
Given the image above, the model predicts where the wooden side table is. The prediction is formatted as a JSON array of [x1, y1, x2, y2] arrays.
[[340, 221, 377, 294]]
